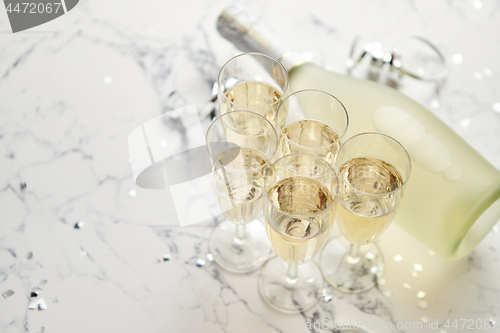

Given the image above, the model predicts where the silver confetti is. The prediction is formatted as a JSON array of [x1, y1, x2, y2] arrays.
[[460, 118, 471, 129], [403, 283, 412, 289], [417, 300, 428, 309], [417, 290, 426, 299], [492, 225, 499, 233], [20, 182, 27, 190], [103, 76, 113, 84], [162, 254, 170, 262], [128, 189, 137, 198], [489, 318, 496, 326], [74, 221, 85, 229], [493, 103, 500, 114], [421, 316, 430, 324], [26, 252, 33, 260], [196, 258, 206, 267], [365, 252, 375, 260], [28, 301, 37, 310], [323, 295, 332, 303], [38, 299, 47, 310], [413, 263, 423, 272], [206, 253, 214, 262], [30, 290, 40, 298], [370, 266, 379, 274], [451, 53, 463, 65], [430, 99, 440, 109], [383, 290, 393, 298], [393, 254, 403, 262], [472, 0, 483, 9], [37, 327, 45, 333], [2, 289, 14, 298]]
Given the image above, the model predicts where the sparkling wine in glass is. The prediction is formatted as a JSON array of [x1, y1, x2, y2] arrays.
[[258, 153, 338, 313], [207, 110, 278, 273], [320, 133, 411, 293], [218, 52, 289, 127], [277, 89, 348, 165]]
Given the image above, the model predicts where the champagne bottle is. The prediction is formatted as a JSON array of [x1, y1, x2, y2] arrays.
[[217, 5, 500, 260]]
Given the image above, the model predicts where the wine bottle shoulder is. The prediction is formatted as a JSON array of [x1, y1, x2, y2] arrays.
[[289, 62, 442, 126], [288, 61, 497, 174]]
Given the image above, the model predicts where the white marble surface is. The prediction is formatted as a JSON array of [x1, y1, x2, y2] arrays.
[[1, 0, 500, 332]]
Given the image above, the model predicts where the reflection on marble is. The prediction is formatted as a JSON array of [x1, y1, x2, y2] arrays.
[[0, 0, 499, 332]]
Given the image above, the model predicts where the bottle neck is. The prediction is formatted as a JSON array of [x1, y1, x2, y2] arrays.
[[217, 5, 306, 71]]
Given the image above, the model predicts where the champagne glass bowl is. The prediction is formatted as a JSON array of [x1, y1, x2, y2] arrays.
[[218, 52, 289, 126], [276, 89, 349, 166]]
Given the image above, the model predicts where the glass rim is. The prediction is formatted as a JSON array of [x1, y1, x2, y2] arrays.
[[277, 89, 349, 150], [263, 152, 339, 223], [206, 110, 279, 172], [217, 52, 290, 111], [337, 132, 412, 197]]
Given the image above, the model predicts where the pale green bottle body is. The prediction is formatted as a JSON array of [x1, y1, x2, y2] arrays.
[[290, 62, 500, 260]]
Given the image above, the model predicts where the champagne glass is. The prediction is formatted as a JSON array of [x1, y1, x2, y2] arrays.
[[206, 110, 278, 273], [320, 133, 411, 293], [277, 89, 349, 165], [258, 153, 338, 313], [218, 52, 289, 127]]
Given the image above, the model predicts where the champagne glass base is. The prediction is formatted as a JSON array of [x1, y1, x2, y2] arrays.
[[208, 219, 271, 274], [258, 258, 323, 313], [320, 236, 384, 293]]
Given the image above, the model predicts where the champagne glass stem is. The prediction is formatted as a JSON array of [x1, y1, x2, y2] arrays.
[[284, 264, 299, 287], [347, 243, 361, 264], [234, 224, 246, 246]]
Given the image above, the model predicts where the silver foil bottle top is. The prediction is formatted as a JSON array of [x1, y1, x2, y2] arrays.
[[217, 5, 261, 53]]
